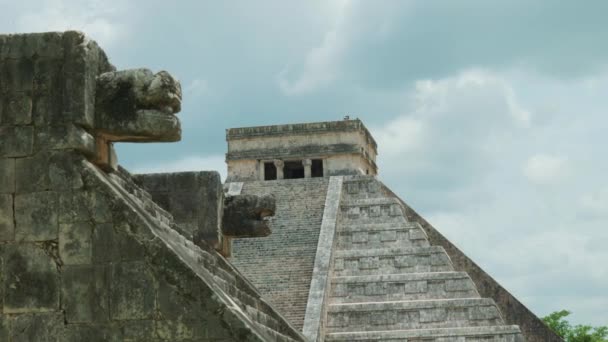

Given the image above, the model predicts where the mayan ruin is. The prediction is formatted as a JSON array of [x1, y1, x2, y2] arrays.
[[0, 31, 565, 342]]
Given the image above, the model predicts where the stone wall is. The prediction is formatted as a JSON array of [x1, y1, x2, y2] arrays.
[[229, 177, 329, 330], [0, 31, 306, 342], [133, 171, 224, 249]]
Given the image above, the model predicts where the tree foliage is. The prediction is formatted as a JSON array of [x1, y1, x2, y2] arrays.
[[543, 310, 608, 342]]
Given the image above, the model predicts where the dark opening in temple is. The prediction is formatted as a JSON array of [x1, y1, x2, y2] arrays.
[[284, 161, 305, 179], [264, 162, 277, 180], [311, 159, 323, 177]]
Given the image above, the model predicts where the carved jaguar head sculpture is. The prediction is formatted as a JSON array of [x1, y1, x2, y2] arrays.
[[92, 68, 182, 170], [222, 194, 276, 238]]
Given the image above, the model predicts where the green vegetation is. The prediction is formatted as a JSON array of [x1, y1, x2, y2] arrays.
[[543, 310, 608, 342]]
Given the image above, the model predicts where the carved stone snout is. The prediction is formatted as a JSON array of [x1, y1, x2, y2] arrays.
[[222, 194, 276, 238], [95, 68, 182, 143]]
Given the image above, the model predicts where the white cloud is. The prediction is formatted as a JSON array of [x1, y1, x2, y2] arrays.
[[184, 79, 209, 97], [375, 69, 531, 195], [15, 0, 127, 48], [523, 154, 569, 185], [374, 116, 424, 157], [374, 69, 608, 325], [579, 187, 608, 218], [132, 155, 227, 181], [277, 0, 351, 95]]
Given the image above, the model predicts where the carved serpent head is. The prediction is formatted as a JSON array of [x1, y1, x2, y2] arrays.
[[95, 68, 182, 142]]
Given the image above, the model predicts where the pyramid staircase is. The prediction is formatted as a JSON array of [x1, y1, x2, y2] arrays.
[[323, 176, 525, 341]]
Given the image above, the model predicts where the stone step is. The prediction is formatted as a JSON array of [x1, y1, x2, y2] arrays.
[[334, 246, 453, 276], [337, 224, 429, 250], [108, 171, 175, 226], [340, 198, 405, 220], [342, 198, 402, 207], [326, 298, 504, 333], [325, 325, 524, 341], [340, 221, 421, 232], [343, 177, 383, 197], [341, 217, 409, 226], [329, 272, 479, 304]]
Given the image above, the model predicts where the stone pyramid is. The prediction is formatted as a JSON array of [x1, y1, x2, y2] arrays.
[[223, 122, 562, 342]]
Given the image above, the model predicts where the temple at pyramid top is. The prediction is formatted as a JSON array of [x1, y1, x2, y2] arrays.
[[225, 118, 378, 181]]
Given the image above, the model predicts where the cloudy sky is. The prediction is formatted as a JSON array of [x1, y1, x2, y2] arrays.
[[3, 0, 607, 325]]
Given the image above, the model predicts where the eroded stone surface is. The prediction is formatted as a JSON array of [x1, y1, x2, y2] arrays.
[[9, 312, 65, 342], [0, 158, 15, 193], [59, 221, 93, 265], [0, 194, 14, 240], [62, 265, 110, 323], [109, 261, 156, 320], [14, 191, 59, 241], [15, 151, 83, 193], [0, 126, 33, 157], [3, 243, 60, 313]]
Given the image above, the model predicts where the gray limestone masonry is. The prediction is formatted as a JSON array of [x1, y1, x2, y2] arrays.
[[302, 176, 343, 342], [378, 179, 563, 342], [0, 31, 306, 342], [315, 176, 529, 342], [229, 177, 330, 331], [133, 170, 224, 249]]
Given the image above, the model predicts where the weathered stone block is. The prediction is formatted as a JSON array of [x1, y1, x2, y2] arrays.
[[0, 32, 64, 59], [62, 31, 113, 129], [156, 319, 196, 341], [15, 154, 47, 192], [62, 265, 109, 323], [58, 191, 89, 223], [346, 183, 359, 194], [445, 279, 471, 292], [120, 320, 155, 341], [134, 171, 223, 245], [0, 58, 34, 92], [1, 94, 32, 125], [157, 279, 209, 320], [0, 158, 15, 194], [347, 207, 360, 219], [3, 244, 60, 313], [35, 125, 95, 155], [32, 95, 62, 126], [86, 191, 113, 223], [110, 261, 155, 320], [379, 230, 397, 242], [468, 305, 499, 320], [112, 224, 146, 262], [63, 324, 120, 342], [48, 152, 84, 190], [0, 314, 7, 342], [59, 221, 93, 265], [33, 58, 63, 96], [0, 126, 33, 157], [0, 245, 3, 309], [91, 222, 115, 263], [8, 312, 64, 342], [389, 204, 402, 216], [369, 205, 381, 217], [14, 191, 59, 241], [0, 194, 14, 241], [15, 151, 83, 193]]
